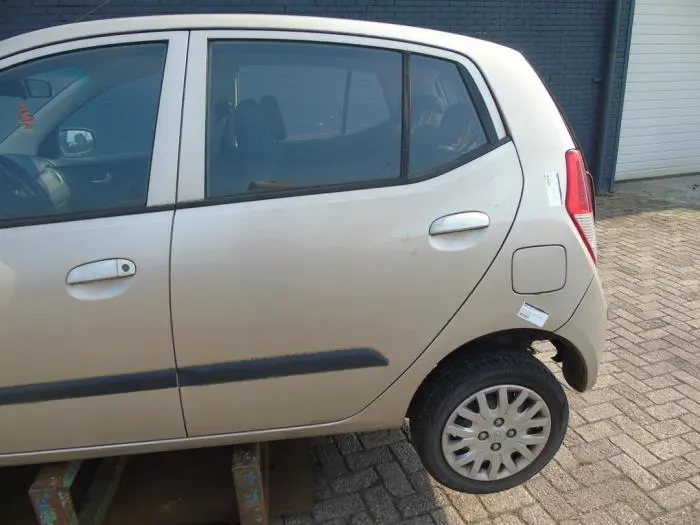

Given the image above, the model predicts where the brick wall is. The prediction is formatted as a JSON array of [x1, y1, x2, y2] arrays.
[[0, 0, 633, 191]]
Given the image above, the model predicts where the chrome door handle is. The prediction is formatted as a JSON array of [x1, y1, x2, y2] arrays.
[[66, 259, 136, 285], [429, 212, 490, 236]]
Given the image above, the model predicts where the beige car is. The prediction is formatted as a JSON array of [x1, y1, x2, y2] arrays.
[[0, 14, 606, 493]]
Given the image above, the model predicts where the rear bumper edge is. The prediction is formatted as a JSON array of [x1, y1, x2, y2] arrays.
[[555, 276, 607, 391]]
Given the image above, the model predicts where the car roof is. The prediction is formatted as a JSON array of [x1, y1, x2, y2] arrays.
[[0, 14, 513, 61]]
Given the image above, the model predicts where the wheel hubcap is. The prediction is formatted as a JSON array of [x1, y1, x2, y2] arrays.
[[441, 384, 552, 481]]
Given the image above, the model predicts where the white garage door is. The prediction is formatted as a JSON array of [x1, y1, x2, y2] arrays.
[[616, 0, 700, 181]]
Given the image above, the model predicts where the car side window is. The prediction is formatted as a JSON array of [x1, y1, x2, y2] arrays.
[[0, 43, 166, 222], [409, 55, 488, 178], [61, 73, 162, 158], [206, 41, 402, 198]]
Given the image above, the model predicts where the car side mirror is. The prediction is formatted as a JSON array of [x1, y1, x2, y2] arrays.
[[0, 77, 52, 98], [25, 78, 52, 98], [59, 128, 95, 157]]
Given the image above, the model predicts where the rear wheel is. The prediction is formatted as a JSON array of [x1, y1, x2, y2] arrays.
[[409, 349, 568, 493]]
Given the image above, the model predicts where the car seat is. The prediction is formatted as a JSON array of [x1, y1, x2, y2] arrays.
[[260, 95, 287, 142], [233, 98, 283, 190]]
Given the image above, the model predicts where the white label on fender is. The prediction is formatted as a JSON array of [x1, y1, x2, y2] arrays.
[[518, 302, 549, 328], [544, 172, 563, 207]]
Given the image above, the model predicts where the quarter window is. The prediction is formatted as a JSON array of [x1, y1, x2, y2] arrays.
[[206, 41, 402, 198], [409, 55, 488, 178], [0, 43, 167, 222]]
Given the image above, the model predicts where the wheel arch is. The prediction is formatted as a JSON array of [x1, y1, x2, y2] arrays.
[[407, 328, 588, 420]]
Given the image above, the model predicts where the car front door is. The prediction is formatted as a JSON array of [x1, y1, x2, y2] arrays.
[[0, 32, 188, 456], [171, 31, 523, 437]]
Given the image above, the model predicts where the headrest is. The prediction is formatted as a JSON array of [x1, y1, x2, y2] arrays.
[[234, 99, 269, 148], [260, 95, 287, 142]]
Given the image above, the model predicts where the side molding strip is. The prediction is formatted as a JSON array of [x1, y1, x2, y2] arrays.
[[0, 349, 388, 405], [178, 348, 389, 387], [0, 370, 177, 406]]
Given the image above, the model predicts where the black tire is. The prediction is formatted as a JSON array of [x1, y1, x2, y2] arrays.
[[409, 349, 569, 494]]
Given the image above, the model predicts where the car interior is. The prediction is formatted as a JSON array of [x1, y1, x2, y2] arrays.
[[206, 42, 404, 198]]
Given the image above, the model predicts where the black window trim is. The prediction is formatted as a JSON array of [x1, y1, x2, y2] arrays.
[[0, 37, 511, 229], [400, 52, 411, 179], [406, 136, 512, 184], [458, 60, 499, 144], [0, 203, 176, 230]]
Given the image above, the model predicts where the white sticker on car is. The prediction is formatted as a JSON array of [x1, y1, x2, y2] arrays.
[[518, 302, 549, 328], [544, 172, 563, 207]]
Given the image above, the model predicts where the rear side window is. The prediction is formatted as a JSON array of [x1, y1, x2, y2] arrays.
[[409, 55, 488, 178], [346, 70, 392, 133], [204, 41, 498, 201], [206, 41, 402, 198]]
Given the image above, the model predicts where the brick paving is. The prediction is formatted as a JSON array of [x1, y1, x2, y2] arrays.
[[279, 177, 700, 525]]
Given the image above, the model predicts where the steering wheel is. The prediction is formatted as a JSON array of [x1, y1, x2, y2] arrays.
[[0, 155, 56, 220]]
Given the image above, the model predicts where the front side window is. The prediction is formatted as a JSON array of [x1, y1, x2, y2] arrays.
[[0, 43, 166, 222], [207, 41, 402, 198]]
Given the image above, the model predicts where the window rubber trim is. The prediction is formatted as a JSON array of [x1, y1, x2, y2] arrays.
[[400, 52, 411, 179], [408, 136, 511, 182], [0, 203, 175, 230], [457, 62, 499, 144]]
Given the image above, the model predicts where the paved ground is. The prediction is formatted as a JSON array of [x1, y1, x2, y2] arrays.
[[284, 175, 700, 525]]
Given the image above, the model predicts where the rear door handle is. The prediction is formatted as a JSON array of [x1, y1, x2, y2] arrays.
[[429, 212, 490, 236], [66, 259, 136, 285]]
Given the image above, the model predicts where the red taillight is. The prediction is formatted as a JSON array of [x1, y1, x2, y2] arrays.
[[565, 149, 597, 263]]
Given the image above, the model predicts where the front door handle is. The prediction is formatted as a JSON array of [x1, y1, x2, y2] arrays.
[[66, 259, 136, 285], [430, 212, 490, 236]]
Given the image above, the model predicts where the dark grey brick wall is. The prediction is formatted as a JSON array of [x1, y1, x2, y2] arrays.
[[0, 0, 633, 191]]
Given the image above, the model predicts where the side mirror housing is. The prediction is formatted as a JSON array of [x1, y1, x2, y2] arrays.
[[25, 78, 53, 98], [59, 128, 95, 157], [0, 77, 52, 98]]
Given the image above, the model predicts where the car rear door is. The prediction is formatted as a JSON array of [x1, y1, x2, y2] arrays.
[[0, 32, 188, 456], [171, 31, 523, 436]]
